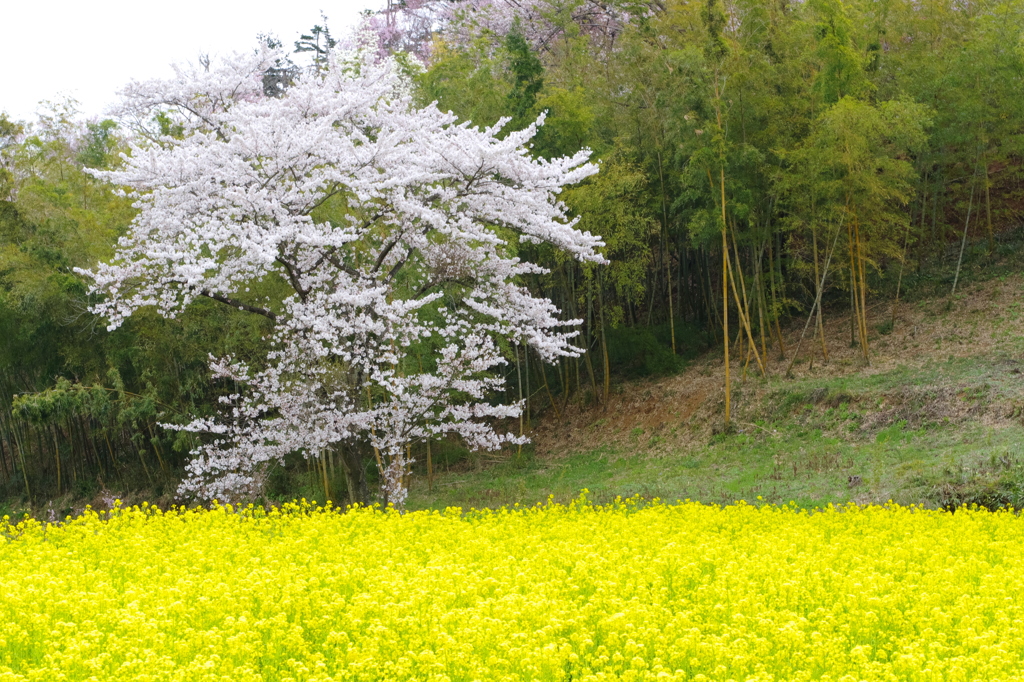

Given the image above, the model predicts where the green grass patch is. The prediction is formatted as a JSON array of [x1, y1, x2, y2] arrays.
[[409, 348, 1024, 513]]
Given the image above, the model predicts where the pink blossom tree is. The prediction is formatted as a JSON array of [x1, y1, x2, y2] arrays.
[[80, 44, 603, 506], [370, 0, 649, 60]]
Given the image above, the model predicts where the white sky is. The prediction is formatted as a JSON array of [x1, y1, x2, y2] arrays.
[[2, 0, 373, 123]]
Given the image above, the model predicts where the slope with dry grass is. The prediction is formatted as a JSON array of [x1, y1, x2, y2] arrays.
[[408, 259, 1024, 511]]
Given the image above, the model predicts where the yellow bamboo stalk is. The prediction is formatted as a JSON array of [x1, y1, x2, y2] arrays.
[[321, 450, 330, 502], [847, 218, 860, 350], [855, 220, 870, 362], [426, 440, 433, 492], [725, 244, 766, 377], [708, 167, 731, 427], [755, 249, 768, 366], [811, 224, 829, 363]]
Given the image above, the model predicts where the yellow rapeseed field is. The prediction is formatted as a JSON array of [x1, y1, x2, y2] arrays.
[[1, 495, 1022, 681]]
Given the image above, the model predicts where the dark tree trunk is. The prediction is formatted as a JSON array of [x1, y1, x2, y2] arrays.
[[338, 442, 370, 507]]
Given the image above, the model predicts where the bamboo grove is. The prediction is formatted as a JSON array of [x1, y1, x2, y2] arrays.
[[3, 0, 1024, 504]]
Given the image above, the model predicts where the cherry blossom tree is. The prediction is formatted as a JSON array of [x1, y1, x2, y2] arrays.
[[370, 0, 650, 60], [370, 0, 445, 61], [80, 44, 603, 506]]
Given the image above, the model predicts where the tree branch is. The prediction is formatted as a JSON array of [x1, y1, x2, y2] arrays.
[[372, 235, 404, 274], [276, 247, 309, 302], [415, 275, 476, 297], [199, 290, 277, 322]]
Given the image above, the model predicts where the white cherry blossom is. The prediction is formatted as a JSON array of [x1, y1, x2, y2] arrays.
[[79, 45, 604, 505]]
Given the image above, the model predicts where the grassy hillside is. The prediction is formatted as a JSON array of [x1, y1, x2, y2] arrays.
[[406, 250, 1024, 512]]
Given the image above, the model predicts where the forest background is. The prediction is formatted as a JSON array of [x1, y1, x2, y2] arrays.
[[2, 0, 1023, 510]]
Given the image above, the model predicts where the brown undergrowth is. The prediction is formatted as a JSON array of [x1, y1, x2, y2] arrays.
[[532, 270, 1024, 463]]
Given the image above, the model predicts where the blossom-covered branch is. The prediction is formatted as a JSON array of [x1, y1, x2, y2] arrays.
[[79, 43, 604, 505]]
